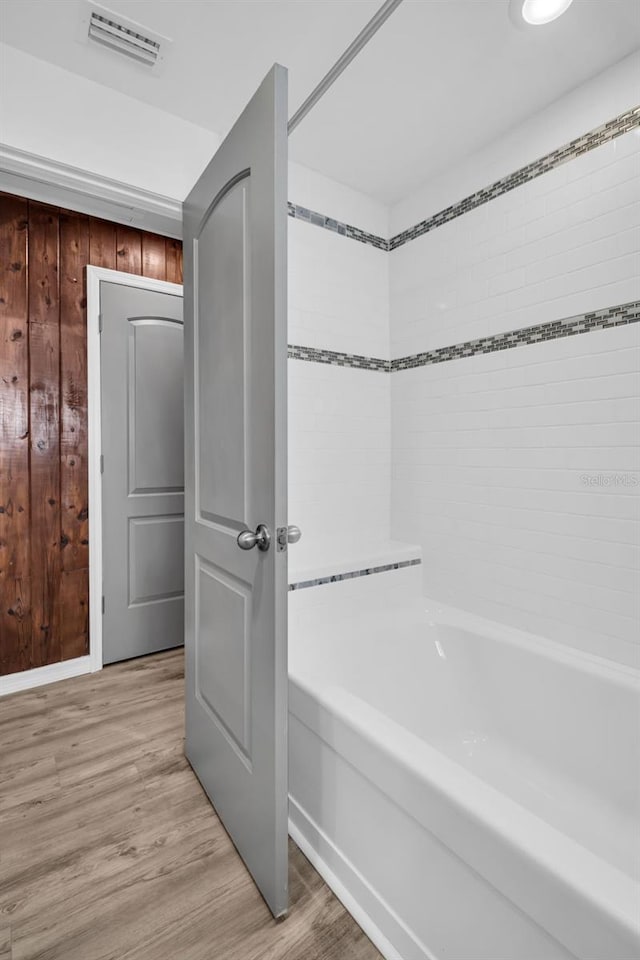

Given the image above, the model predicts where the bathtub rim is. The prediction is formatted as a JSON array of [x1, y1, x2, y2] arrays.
[[420, 597, 640, 688], [290, 593, 639, 696]]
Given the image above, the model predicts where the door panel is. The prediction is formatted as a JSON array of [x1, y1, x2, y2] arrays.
[[129, 515, 184, 605], [196, 178, 249, 526], [183, 64, 289, 918], [128, 318, 184, 493], [101, 282, 184, 665], [195, 558, 252, 759]]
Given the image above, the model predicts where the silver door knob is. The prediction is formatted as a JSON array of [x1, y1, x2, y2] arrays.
[[287, 525, 302, 544], [237, 524, 271, 552], [276, 525, 302, 551]]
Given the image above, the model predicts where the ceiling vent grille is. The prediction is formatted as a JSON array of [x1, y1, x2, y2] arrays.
[[88, 12, 160, 65], [80, 2, 171, 74]]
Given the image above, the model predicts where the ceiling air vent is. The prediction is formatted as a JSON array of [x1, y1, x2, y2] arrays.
[[80, 2, 171, 74]]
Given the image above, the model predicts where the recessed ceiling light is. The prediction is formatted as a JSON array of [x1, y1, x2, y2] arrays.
[[509, 0, 574, 28]]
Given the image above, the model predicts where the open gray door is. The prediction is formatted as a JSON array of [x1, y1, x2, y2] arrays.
[[183, 64, 289, 917]]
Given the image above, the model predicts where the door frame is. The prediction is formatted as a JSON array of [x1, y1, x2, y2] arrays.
[[86, 266, 184, 671]]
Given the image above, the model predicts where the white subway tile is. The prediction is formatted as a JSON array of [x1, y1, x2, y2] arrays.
[[289, 114, 639, 669]]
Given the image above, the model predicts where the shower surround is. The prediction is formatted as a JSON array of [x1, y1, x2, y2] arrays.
[[287, 52, 638, 960]]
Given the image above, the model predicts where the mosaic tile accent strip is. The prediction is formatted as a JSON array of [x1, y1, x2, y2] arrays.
[[288, 201, 388, 251], [289, 558, 421, 592], [389, 106, 640, 250], [391, 301, 640, 372], [344, 224, 389, 251], [288, 343, 390, 372], [288, 302, 639, 373]]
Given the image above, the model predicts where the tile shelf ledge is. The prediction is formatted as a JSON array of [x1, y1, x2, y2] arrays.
[[288, 538, 422, 590]]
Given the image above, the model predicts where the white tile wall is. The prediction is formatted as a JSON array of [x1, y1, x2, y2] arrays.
[[289, 161, 389, 238], [389, 62, 640, 668], [390, 128, 640, 358], [289, 564, 421, 639], [288, 69, 639, 670], [288, 358, 390, 544], [288, 217, 389, 358], [287, 175, 391, 554], [391, 326, 640, 667]]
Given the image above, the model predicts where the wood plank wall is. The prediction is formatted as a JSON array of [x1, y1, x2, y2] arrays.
[[0, 193, 183, 676]]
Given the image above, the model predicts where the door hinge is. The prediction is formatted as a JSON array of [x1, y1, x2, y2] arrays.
[[98, 313, 103, 333], [102, 595, 105, 615], [100, 454, 104, 474]]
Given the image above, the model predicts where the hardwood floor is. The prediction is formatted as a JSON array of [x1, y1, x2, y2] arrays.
[[0, 651, 382, 960]]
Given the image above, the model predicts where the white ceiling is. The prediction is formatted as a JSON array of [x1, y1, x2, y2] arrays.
[[1, 0, 639, 204]]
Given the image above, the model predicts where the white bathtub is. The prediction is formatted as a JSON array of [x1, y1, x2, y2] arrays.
[[288, 590, 640, 960]]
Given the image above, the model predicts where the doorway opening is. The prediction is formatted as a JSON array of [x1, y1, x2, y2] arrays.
[[87, 266, 184, 669]]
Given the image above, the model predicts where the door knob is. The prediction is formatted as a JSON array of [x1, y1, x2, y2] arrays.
[[276, 525, 302, 552], [237, 524, 271, 552], [287, 525, 302, 544]]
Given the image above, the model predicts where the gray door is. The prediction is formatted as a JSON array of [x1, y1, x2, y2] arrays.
[[183, 64, 289, 918], [101, 281, 184, 665]]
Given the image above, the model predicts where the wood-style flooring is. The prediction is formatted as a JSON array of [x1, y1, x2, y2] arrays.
[[0, 650, 382, 960]]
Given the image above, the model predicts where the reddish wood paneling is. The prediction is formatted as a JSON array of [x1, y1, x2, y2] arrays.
[[0, 192, 182, 676], [142, 232, 166, 280], [165, 238, 183, 284], [59, 212, 91, 661], [0, 196, 30, 675], [59, 567, 89, 661], [59, 212, 90, 574], [89, 218, 117, 270], [28, 202, 62, 668], [116, 225, 142, 275]]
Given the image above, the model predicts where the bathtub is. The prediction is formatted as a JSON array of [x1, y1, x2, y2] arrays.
[[288, 588, 640, 960]]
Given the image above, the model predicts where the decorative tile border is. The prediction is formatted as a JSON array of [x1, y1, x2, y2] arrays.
[[289, 558, 421, 592], [288, 107, 640, 253], [391, 301, 640, 372], [345, 224, 389, 252], [288, 302, 639, 373], [389, 106, 640, 250], [288, 343, 389, 372], [288, 201, 388, 251]]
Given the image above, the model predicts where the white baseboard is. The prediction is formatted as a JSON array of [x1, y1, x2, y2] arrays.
[[0, 655, 94, 697], [288, 796, 432, 960]]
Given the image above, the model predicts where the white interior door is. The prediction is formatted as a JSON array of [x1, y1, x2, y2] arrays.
[[183, 64, 289, 917]]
